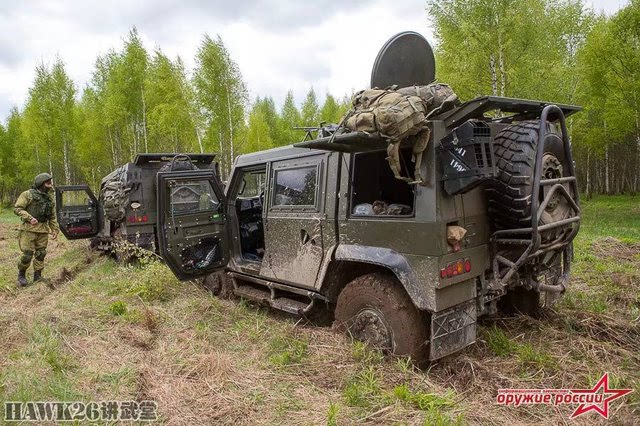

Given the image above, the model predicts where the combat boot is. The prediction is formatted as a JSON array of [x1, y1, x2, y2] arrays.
[[17, 269, 28, 287], [34, 270, 43, 283]]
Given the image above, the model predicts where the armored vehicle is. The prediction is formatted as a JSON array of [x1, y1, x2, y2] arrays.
[[55, 153, 217, 254], [56, 32, 580, 361]]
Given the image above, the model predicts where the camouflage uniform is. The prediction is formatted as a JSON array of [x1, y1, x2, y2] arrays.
[[14, 173, 59, 285]]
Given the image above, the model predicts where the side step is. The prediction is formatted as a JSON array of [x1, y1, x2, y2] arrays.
[[227, 271, 328, 316]]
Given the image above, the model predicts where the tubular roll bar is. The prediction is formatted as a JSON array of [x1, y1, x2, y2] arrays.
[[491, 105, 581, 288]]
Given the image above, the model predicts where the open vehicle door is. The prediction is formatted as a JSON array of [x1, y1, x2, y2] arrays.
[[156, 169, 229, 281], [55, 185, 101, 240]]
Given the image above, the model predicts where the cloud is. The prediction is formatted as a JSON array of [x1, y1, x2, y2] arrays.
[[0, 0, 627, 121]]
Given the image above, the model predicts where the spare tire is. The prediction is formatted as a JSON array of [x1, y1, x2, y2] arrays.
[[487, 120, 573, 236]]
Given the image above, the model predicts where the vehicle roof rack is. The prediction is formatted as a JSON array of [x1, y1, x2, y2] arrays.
[[293, 131, 388, 153], [432, 96, 582, 129], [134, 153, 215, 166]]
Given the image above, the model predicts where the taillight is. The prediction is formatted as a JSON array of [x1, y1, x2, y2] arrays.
[[128, 214, 148, 223], [441, 258, 472, 279]]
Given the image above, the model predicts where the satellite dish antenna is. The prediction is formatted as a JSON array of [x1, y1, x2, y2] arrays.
[[370, 31, 436, 89]]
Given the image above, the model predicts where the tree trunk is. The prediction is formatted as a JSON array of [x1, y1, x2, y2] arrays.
[[115, 128, 123, 166], [226, 86, 235, 170], [586, 148, 591, 199], [108, 127, 117, 168], [605, 146, 610, 194], [497, 33, 506, 97], [635, 112, 640, 194], [175, 75, 204, 154], [490, 54, 498, 96], [141, 87, 149, 153], [196, 128, 204, 154], [219, 130, 225, 179], [48, 146, 53, 175], [174, 127, 179, 152], [34, 144, 41, 169], [130, 121, 138, 161], [63, 137, 71, 184]]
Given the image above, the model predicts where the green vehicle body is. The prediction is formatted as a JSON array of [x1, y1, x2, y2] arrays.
[[56, 96, 581, 361]]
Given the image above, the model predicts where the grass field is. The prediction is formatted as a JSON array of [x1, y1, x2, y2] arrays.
[[0, 195, 638, 425]]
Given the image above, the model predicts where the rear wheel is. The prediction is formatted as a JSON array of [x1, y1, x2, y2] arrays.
[[334, 273, 429, 362], [489, 121, 573, 316]]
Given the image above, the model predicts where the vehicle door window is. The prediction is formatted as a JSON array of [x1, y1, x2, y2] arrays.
[[350, 149, 415, 217], [273, 166, 318, 207], [62, 190, 93, 207], [239, 171, 266, 197], [169, 179, 220, 215], [234, 168, 267, 262]]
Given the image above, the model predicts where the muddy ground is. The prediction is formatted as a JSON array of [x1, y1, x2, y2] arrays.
[[0, 196, 638, 425]]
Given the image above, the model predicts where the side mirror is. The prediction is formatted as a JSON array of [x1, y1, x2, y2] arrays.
[[238, 179, 247, 195]]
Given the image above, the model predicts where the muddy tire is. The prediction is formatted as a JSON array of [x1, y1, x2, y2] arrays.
[[334, 273, 429, 362], [498, 287, 541, 318], [202, 272, 234, 299], [488, 120, 573, 233]]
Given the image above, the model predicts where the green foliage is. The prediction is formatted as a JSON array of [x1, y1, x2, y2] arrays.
[[5, 2, 639, 202], [31, 324, 76, 375], [342, 366, 381, 409], [127, 260, 179, 302], [428, 0, 640, 195], [110, 248, 180, 302], [109, 300, 128, 316], [20, 58, 78, 186], [390, 384, 456, 416], [574, 195, 640, 243], [279, 91, 302, 143], [485, 326, 515, 356], [326, 401, 340, 426], [0, 26, 355, 202], [428, 0, 593, 101], [300, 87, 319, 126], [268, 335, 309, 366], [351, 341, 384, 365], [484, 326, 554, 369], [516, 343, 553, 368], [193, 34, 248, 177]]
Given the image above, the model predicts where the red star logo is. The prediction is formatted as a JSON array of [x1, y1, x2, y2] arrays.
[[570, 373, 633, 419]]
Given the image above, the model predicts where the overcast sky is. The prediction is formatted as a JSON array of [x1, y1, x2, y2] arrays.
[[0, 0, 628, 121]]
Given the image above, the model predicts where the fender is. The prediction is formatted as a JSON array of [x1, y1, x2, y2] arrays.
[[333, 244, 430, 310]]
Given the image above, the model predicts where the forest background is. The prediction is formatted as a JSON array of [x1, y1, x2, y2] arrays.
[[0, 0, 639, 203]]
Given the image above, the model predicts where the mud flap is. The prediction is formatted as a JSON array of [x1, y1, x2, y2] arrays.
[[429, 300, 477, 360]]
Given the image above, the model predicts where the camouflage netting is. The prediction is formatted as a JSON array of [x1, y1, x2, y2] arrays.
[[342, 83, 460, 184]]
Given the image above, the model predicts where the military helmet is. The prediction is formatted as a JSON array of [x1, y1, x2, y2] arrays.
[[34, 173, 53, 188]]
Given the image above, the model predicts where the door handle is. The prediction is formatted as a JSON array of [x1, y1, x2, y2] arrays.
[[300, 229, 317, 246], [300, 229, 310, 245]]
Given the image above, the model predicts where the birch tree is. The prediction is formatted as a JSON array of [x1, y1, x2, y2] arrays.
[[193, 35, 248, 177]]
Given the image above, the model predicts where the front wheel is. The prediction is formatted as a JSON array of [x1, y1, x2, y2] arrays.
[[334, 273, 429, 362]]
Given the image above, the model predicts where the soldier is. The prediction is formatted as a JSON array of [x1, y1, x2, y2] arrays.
[[14, 173, 59, 287]]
